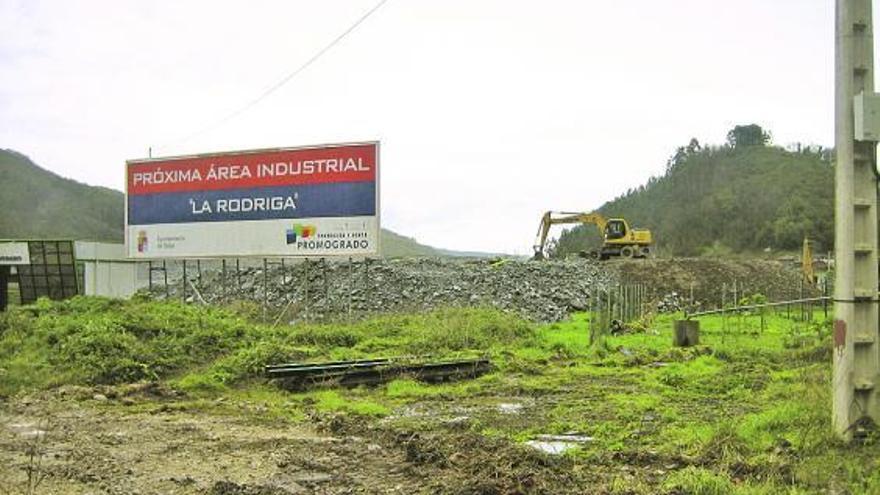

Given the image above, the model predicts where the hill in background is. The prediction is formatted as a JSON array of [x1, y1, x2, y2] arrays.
[[0, 149, 123, 242], [0, 149, 455, 258], [554, 128, 833, 257]]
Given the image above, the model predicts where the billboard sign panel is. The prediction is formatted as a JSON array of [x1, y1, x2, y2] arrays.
[[126, 142, 379, 258], [0, 242, 31, 265]]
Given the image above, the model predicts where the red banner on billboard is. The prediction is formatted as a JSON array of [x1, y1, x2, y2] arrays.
[[127, 143, 376, 196]]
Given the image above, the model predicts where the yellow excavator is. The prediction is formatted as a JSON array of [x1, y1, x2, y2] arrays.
[[532, 211, 654, 260]]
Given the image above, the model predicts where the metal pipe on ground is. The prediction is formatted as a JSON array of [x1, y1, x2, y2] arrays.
[[267, 357, 492, 390]]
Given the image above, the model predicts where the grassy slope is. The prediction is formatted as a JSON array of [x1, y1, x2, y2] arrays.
[[0, 297, 875, 493], [0, 149, 460, 257]]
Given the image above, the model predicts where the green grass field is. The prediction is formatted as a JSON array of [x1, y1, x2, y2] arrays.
[[1, 296, 877, 493]]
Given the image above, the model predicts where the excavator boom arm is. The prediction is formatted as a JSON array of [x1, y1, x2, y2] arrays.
[[533, 211, 609, 255]]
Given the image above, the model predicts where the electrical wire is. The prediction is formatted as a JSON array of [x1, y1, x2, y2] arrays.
[[159, 0, 390, 152]]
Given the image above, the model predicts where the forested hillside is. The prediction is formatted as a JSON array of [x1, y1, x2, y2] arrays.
[[0, 149, 124, 242], [554, 126, 834, 257]]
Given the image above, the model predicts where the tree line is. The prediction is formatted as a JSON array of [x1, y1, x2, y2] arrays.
[[553, 125, 834, 257]]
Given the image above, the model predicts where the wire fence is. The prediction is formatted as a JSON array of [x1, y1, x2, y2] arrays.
[[145, 257, 832, 335], [586, 275, 832, 345], [588, 283, 649, 345], [147, 257, 385, 322]]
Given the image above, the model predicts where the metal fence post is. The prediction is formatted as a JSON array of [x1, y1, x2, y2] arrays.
[[322, 258, 329, 303], [221, 259, 227, 302], [263, 258, 269, 319], [348, 257, 353, 320], [182, 260, 187, 302], [163, 260, 169, 299], [236, 259, 241, 292], [304, 258, 310, 312]]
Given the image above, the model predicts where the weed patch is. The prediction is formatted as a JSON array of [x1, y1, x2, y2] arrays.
[[3, 298, 878, 493], [0, 298, 533, 397], [662, 467, 735, 495]]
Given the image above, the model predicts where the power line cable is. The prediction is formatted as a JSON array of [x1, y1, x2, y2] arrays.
[[159, 0, 390, 151]]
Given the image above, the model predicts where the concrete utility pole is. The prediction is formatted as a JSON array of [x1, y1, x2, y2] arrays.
[[834, 0, 880, 440]]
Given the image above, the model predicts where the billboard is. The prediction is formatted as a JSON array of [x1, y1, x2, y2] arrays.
[[126, 142, 379, 258]]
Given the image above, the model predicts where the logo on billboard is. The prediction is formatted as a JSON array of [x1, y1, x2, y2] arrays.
[[137, 230, 149, 253], [286, 224, 316, 244]]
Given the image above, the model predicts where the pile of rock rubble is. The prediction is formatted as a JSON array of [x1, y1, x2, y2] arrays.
[[150, 258, 616, 322], [147, 256, 808, 322]]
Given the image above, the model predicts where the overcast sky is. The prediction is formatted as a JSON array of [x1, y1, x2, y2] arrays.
[[0, 1, 843, 254]]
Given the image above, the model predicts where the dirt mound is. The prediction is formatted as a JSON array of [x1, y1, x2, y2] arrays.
[[397, 430, 587, 494], [608, 257, 811, 308]]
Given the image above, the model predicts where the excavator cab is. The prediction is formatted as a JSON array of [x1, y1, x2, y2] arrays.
[[604, 219, 627, 240]]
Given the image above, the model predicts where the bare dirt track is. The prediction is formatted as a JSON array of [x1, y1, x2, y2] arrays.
[[1, 390, 422, 495], [1, 386, 593, 495]]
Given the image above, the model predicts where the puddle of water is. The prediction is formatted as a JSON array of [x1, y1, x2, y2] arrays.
[[526, 434, 593, 455], [525, 440, 575, 455], [497, 403, 523, 414], [7, 423, 47, 439], [445, 416, 470, 426], [290, 472, 333, 483], [535, 434, 593, 443]]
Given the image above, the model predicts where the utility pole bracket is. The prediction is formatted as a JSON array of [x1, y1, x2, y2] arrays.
[[854, 92, 880, 141]]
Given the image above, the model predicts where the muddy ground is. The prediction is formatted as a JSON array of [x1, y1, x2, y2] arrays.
[[1, 389, 425, 495], [0, 384, 611, 495], [0, 327, 852, 495]]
